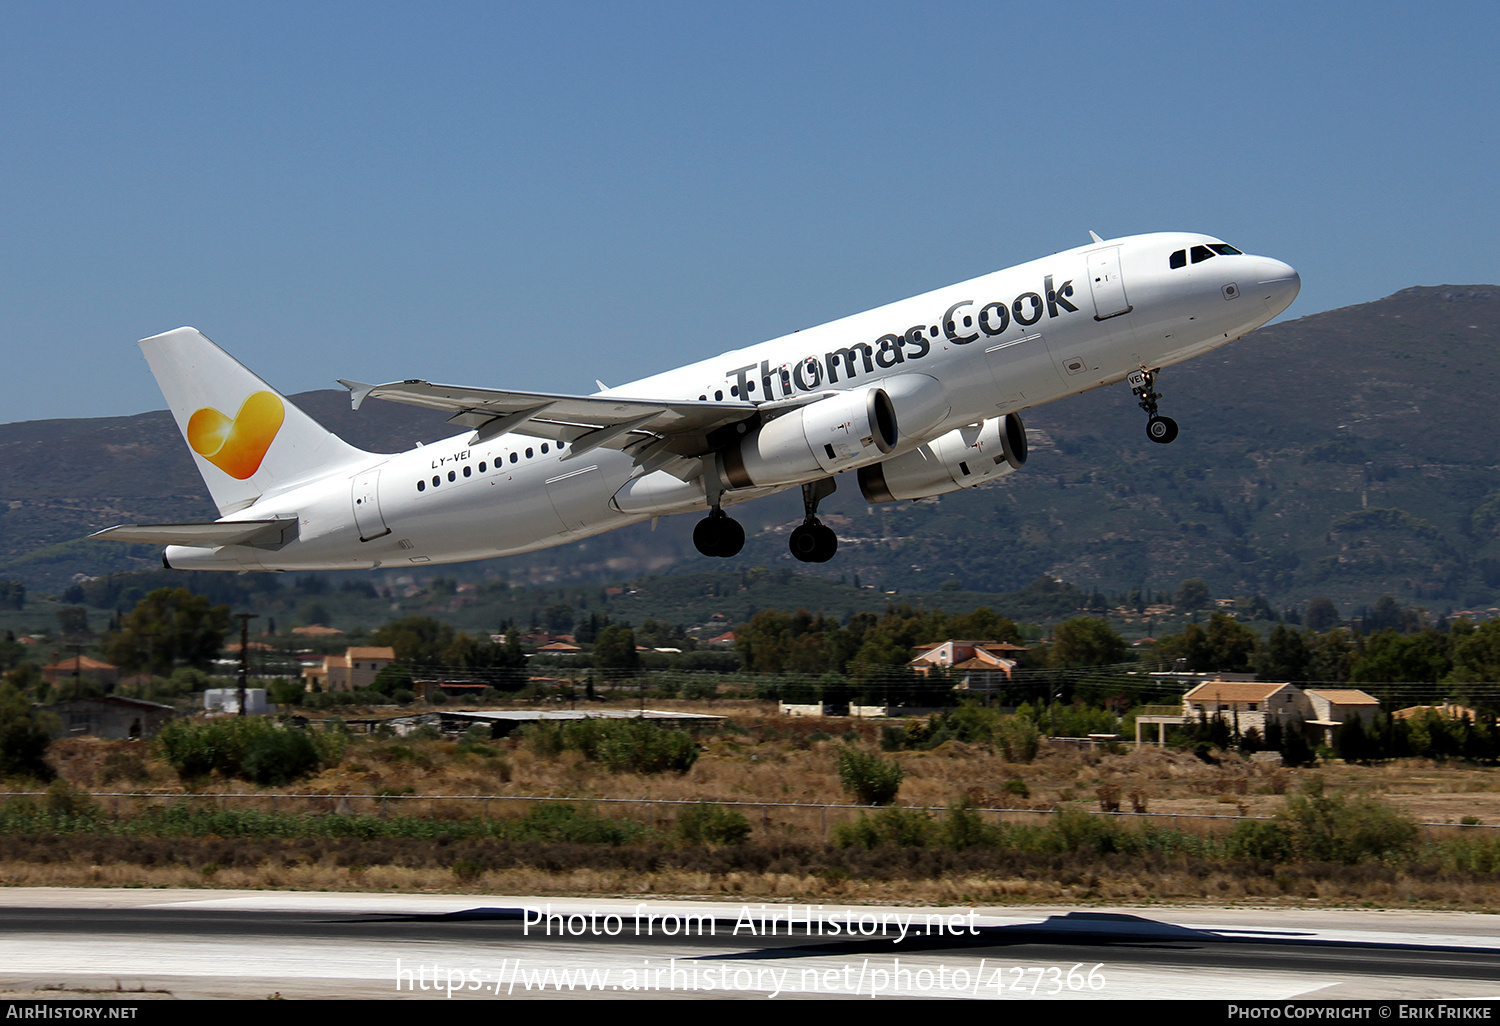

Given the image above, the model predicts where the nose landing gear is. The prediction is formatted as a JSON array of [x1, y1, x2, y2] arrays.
[[1130, 369, 1178, 444], [789, 478, 839, 563]]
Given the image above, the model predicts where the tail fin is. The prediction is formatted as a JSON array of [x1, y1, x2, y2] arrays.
[[140, 327, 373, 515]]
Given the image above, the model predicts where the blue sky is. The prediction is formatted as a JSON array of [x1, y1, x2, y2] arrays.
[[3, 2, 1496, 424]]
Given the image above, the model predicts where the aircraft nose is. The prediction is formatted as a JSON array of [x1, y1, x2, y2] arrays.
[[1257, 258, 1300, 317]]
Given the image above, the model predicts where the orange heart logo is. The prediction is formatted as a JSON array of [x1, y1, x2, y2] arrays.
[[187, 391, 285, 480]]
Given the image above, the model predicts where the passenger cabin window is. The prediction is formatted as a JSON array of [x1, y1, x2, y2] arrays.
[[509, 452, 518, 464], [1169, 249, 1187, 269], [541, 443, 549, 454]]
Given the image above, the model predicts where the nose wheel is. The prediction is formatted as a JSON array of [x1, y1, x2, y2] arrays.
[[1130, 369, 1179, 444], [693, 508, 744, 558], [789, 478, 839, 563]]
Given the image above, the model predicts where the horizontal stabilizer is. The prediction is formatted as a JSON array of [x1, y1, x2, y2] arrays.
[[90, 519, 298, 549]]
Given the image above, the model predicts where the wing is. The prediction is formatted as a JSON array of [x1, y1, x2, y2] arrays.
[[339, 378, 766, 471]]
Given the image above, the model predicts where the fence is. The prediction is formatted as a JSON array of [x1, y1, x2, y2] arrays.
[[2, 790, 1493, 843]]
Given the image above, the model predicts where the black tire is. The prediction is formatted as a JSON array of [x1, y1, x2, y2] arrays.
[[1146, 416, 1179, 444], [789, 523, 820, 562], [718, 517, 745, 558], [812, 523, 838, 562], [693, 516, 723, 557]]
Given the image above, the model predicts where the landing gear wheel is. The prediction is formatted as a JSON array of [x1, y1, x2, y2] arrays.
[[789, 521, 838, 563], [694, 510, 744, 558], [718, 517, 744, 557], [789, 523, 821, 562], [811, 523, 838, 563], [1146, 415, 1179, 444]]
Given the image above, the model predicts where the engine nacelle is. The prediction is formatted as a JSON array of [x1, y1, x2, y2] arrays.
[[722, 386, 898, 488], [857, 414, 1027, 503]]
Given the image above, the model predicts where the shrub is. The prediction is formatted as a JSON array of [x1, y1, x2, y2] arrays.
[[676, 803, 752, 845], [941, 795, 1000, 849], [833, 806, 934, 848], [45, 779, 96, 818], [506, 802, 649, 845], [241, 728, 321, 786], [156, 718, 323, 785], [522, 718, 698, 774], [835, 747, 903, 805], [1226, 819, 1295, 862], [1279, 778, 1418, 863], [997, 717, 1040, 763]]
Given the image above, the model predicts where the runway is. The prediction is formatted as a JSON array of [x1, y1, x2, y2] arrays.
[[0, 889, 1497, 999]]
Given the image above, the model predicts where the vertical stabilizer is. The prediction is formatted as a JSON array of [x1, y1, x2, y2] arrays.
[[139, 327, 373, 515]]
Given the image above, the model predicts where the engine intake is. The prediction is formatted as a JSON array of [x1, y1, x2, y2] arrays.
[[858, 414, 1026, 503]]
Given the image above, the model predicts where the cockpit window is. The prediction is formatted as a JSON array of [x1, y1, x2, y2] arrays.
[[1169, 249, 1187, 269], [1209, 243, 1242, 256], [1190, 245, 1216, 264]]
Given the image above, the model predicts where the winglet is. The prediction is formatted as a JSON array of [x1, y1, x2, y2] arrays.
[[338, 379, 377, 411], [1089, 230, 1104, 244]]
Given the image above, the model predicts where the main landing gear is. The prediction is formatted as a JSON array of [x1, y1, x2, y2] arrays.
[[693, 508, 744, 558], [789, 478, 838, 563], [1130, 368, 1179, 445]]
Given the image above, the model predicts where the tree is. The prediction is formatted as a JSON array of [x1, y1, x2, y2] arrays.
[[373, 615, 454, 665], [1256, 624, 1311, 682], [1175, 579, 1211, 612], [1305, 597, 1340, 633], [1350, 629, 1451, 684], [104, 588, 231, 673], [1451, 619, 1500, 682], [1203, 612, 1258, 672], [593, 625, 640, 673], [0, 682, 55, 780], [1048, 617, 1127, 668]]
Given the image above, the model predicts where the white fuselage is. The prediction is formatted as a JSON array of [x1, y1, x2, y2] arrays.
[[164, 232, 1299, 571]]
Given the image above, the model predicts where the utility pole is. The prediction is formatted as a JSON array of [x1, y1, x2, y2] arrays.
[[236, 613, 259, 716]]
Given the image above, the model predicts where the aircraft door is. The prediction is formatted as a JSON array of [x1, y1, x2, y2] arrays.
[[1086, 247, 1132, 320], [352, 470, 391, 542]]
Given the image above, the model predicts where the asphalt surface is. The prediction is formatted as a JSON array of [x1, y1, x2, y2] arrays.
[[0, 890, 1496, 999]]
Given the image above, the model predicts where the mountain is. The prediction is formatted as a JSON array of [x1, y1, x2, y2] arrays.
[[5, 285, 1500, 613]]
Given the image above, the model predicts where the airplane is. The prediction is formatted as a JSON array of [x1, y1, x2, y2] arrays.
[[92, 231, 1299, 571]]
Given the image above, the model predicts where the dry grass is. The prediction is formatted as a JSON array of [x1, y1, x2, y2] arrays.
[[13, 715, 1500, 908], [30, 719, 1500, 826], [2, 843, 1499, 909]]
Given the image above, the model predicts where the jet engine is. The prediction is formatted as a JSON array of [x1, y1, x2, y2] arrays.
[[721, 385, 898, 488], [857, 414, 1026, 503]]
